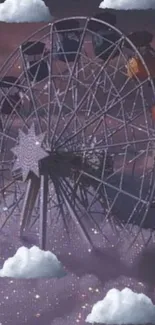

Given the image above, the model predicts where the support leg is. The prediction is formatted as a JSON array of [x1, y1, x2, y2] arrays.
[[20, 175, 40, 236], [40, 174, 48, 250]]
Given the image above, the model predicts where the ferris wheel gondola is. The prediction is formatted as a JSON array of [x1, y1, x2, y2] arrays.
[[21, 41, 49, 83], [0, 76, 23, 115], [54, 19, 81, 63], [88, 12, 120, 61], [125, 30, 153, 49]]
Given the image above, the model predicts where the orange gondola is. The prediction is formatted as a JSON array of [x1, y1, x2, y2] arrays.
[[127, 49, 155, 80], [151, 105, 155, 121]]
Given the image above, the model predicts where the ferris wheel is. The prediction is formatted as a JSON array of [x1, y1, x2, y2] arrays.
[[0, 15, 155, 251]]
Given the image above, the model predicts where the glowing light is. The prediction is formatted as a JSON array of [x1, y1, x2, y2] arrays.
[[2, 207, 8, 211], [35, 294, 40, 299], [88, 287, 93, 291]]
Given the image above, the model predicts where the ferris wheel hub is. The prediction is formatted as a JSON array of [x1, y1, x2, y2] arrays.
[[11, 123, 48, 182]]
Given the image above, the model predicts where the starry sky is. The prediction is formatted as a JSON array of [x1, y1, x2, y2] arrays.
[[0, 4, 155, 325], [1, 213, 155, 325]]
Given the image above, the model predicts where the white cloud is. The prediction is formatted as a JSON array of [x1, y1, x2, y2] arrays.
[[99, 0, 155, 9], [86, 287, 155, 324], [0, 246, 66, 279], [0, 0, 52, 22]]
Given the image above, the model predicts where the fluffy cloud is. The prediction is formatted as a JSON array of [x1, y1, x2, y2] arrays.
[[0, 246, 66, 279], [99, 0, 155, 9], [86, 287, 155, 324], [0, 0, 52, 22]]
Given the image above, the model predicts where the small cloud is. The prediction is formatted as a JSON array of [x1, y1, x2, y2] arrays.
[[86, 287, 155, 324], [0, 0, 52, 23], [99, 0, 155, 9], [0, 246, 66, 279]]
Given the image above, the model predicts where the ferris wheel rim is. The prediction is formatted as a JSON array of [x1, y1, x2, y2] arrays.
[[0, 16, 155, 93]]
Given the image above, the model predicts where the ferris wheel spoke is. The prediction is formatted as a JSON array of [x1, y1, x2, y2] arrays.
[[29, 212, 39, 230], [106, 150, 145, 183], [54, 45, 123, 147], [84, 152, 111, 212], [105, 111, 151, 142], [50, 20, 89, 141], [0, 191, 25, 230], [78, 184, 90, 207], [55, 84, 150, 152], [127, 89, 140, 120], [55, 37, 124, 145], [63, 177, 103, 231], [0, 179, 16, 194], [0, 130, 16, 143], [54, 114, 104, 151], [50, 79, 69, 144], [103, 69, 129, 120], [103, 192, 123, 229], [51, 177, 71, 236], [62, 177, 99, 225], [88, 183, 106, 211], [104, 68, 145, 124], [81, 169, 148, 204], [62, 177, 112, 244], [47, 24, 54, 144], [126, 204, 150, 251], [106, 77, 149, 115], [19, 48, 43, 133], [116, 200, 145, 245], [103, 76, 118, 113], [110, 50, 124, 79], [60, 18, 89, 101], [49, 78, 81, 145], [59, 177, 94, 247], [133, 177, 155, 234], [85, 75, 103, 117], [142, 228, 154, 247], [64, 101, 135, 152], [1, 100, 30, 133], [54, 30, 72, 74]]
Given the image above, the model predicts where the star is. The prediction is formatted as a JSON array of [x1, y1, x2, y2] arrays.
[[11, 123, 49, 181]]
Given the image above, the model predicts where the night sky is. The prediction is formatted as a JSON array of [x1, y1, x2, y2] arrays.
[[0, 3, 155, 325]]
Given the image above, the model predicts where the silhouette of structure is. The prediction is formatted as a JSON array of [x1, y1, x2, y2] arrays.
[[1, 17, 155, 251]]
